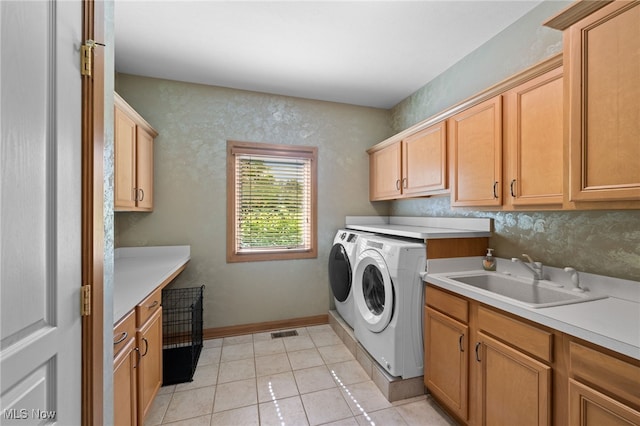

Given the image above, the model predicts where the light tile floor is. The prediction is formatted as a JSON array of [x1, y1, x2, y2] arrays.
[[145, 325, 458, 426]]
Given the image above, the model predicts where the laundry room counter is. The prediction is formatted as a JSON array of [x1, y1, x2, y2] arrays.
[[113, 245, 190, 324], [345, 216, 491, 239], [423, 257, 640, 361]]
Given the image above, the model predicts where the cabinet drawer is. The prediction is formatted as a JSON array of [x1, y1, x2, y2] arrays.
[[136, 287, 162, 328], [114, 310, 136, 358], [477, 306, 552, 363], [570, 341, 640, 408], [426, 285, 468, 323]]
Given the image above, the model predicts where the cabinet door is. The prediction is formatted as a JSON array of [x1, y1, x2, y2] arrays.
[[449, 96, 502, 207], [567, 1, 640, 202], [369, 142, 402, 200], [114, 105, 137, 209], [136, 127, 154, 211], [402, 121, 447, 196], [114, 338, 138, 426], [137, 308, 163, 425], [425, 307, 468, 421], [569, 379, 640, 426], [504, 67, 563, 206], [477, 332, 551, 426]]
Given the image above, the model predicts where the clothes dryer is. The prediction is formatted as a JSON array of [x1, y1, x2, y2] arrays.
[[352, 234, 426, 379], [328, 229, 371, 328]]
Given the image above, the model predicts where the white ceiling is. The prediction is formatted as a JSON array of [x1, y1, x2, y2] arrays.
[[114, 1, 543, 109]]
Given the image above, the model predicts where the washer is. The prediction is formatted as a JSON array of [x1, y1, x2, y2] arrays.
[[352, 234, 426, 379], [328, 229, 371, 328]]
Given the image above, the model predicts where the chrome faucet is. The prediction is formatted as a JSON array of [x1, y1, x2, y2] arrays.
[[511, 254, 543, 282]]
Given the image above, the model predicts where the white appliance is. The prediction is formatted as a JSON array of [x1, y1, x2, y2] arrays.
[[353, 234, 426, 379], [328, 229, 371, 328]]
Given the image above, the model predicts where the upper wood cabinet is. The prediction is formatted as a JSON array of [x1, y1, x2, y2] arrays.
[[450, 67, 563, 209], [369, 141, 402, 200], [368, 21, 639, 211], [402, 122, 447, 196], [546, 0, 640, 203], [503, 66, 564, 207], [369, 121, 447, 201], [114, 92, 158, 212], [449, 96, 503, 207]]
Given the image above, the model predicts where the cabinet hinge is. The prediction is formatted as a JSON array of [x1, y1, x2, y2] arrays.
[[81, 285, 91, 317], [80, 39, 105, 77]]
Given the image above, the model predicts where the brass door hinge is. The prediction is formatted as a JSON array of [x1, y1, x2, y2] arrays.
[[81, 285, 91, 316], [80, 39, 105, 77]]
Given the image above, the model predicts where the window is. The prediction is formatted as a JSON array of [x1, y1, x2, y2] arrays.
[[227, 141, 317, 262]]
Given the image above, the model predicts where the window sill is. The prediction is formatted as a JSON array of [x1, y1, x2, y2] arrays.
[[226, 248, 317, 263]]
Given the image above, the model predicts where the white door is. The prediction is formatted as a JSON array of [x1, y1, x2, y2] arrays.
[[1, 1, 82, 424]]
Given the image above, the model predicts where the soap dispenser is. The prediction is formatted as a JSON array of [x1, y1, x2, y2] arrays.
[[483, 248, 496, 271]]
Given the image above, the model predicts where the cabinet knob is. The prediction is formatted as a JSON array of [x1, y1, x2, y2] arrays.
[[113, 331, 128, 345], [475, 342, 482, 362], [396, 179, 401, 190], [492, 181, 499, 199], [133, 347, 141, 368], [510, 179, 517, 197], [139, 188, 144, 201], [141, 337, 149, 357], [459, 334, 464, 352], [402, 178, 408, 189]]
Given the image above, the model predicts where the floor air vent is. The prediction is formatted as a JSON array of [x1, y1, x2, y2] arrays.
[[271, 330, 298, 339]]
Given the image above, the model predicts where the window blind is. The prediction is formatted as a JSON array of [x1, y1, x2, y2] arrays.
[[235, 154, 312, 252]]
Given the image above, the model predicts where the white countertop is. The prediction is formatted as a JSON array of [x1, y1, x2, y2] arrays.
[[113, 245, 191, 324], [424, 258, 640, 361], [345, 216, 492, 239], [346, 223, 491, 239]]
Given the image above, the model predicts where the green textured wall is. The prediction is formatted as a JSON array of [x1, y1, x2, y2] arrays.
[[114, 74, 391, 329], [392, 197, 640, 281], [388, 1, 640, 281]]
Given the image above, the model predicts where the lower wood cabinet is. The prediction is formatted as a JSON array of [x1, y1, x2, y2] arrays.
[[568, 341, 640, 426], [474, 305, 552, 426], [137, 307, 163, 425], [425, 306, 469, 421], [424, 285, 640, 426], [476, 332, 551, 426], [426, 286, 552, 425], [114, 338, 138, 426], [569, 379, 640, 426], [113, 301, 163, 426]]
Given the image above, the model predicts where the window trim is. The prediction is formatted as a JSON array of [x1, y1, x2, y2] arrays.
[[226, 140, 318, 263]]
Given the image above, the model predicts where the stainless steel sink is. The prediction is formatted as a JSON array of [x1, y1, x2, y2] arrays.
[[444, 273, 606, 308]]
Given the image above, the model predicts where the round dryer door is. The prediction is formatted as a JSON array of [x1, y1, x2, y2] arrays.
[[354, 249, 393, 333], [328, 243, 351, 302]]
